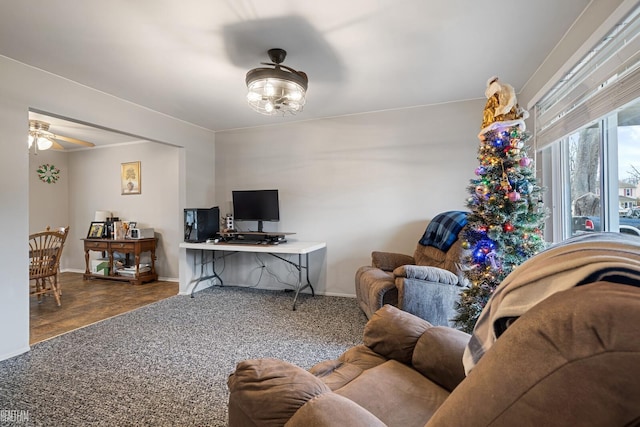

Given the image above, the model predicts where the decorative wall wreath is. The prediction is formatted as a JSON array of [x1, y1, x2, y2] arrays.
[[37, 163, 61, 184]]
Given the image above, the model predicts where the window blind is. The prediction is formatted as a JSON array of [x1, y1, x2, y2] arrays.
[[535, 5, 640, 148]]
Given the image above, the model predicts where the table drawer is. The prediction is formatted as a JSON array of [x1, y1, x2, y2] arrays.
[[86, 241, 109, 250], [111, 242, 135, 251]]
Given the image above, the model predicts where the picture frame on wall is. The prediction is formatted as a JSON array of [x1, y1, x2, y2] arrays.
[[87, 222, 105, 238], [121, 161, 141, 195]]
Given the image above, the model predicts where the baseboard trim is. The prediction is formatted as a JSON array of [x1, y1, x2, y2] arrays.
[[0, 345, 31, 362]]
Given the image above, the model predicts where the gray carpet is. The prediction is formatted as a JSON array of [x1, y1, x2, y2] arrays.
[[0, 286, 368, 426]]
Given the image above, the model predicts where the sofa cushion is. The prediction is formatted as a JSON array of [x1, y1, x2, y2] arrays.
[[414, 236, 463, 275], [310, 359, 364, 391], [363, 305, 432, 365], [412, 326, 469, 392], [336, 360, 449, 427], [285, 393, 386, 427], [310, 345, 389, 391], [371, 251, 415, 271], [339, 344, 388, 371]]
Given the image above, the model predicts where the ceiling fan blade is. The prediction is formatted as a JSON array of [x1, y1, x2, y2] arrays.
[[51, 141, 65, 150], [260, 62, 303, 75], [53, 134, 95, 147]]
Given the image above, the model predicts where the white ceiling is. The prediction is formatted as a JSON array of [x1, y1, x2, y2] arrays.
[[2, 0, 592, 143]]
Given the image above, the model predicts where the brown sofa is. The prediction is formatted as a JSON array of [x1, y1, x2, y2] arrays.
[[355, 229, 465, 326], [228, 281, 640, 426]]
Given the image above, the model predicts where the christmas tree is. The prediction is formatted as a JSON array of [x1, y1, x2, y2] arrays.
[[454, 77, 546, 333]]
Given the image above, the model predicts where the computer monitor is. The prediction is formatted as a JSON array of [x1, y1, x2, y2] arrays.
[[232, 189, 279, 232]]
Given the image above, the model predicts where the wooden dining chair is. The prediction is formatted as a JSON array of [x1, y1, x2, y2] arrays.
[[29, 226, 69, 306]]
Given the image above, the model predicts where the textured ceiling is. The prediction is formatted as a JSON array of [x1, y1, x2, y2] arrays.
[[1, 0, 592, 143]]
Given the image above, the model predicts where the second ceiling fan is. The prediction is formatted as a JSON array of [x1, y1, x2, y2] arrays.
[[29, 119, 95, 152]]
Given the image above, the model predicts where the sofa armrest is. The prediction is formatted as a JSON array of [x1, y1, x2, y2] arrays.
[[412, 326, 470, 392], [371, 251, 415, 272], [228, 358, 330, 426], [285, 393, 386, 427], [393, 265, 458, 285], [362, 305, 432, 365]]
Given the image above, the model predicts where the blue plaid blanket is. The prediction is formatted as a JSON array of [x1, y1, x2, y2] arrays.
[[419, 211, 468, 251]]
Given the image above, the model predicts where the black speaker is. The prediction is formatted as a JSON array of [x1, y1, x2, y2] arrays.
[[184, 207, 220, 242]]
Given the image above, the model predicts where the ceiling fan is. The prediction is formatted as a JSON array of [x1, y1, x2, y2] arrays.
[[28, 119, 95, 152], [245, 48, 308, 115]]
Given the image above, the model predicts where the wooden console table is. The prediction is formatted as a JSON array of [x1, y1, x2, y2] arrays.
[[83, 238, 158, 285]]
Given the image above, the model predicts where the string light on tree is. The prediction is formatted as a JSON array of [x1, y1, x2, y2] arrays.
[[454, 77, 547, 333]]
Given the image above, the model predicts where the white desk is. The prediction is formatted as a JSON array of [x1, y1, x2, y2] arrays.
[[179, 240, 327, 310]]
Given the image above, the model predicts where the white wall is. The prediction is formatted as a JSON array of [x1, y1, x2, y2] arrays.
[[29, 149, 69, 235], [215, 101, 482, 297], [0, 55, 215, 361]]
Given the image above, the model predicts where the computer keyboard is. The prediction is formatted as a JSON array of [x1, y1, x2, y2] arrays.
[[227, 239, 266, 245]]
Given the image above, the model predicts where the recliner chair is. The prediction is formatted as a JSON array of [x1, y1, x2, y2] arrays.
[[229, 231, 640, 426], [355, 211, 467, 326], [228, 282, 640, 427]]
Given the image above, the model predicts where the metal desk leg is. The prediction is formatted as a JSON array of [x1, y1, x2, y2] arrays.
[[189, 249, 223, 298], [292, 253, 314, 310]]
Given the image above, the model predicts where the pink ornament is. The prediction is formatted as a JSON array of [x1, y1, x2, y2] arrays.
[[475, 185, 489, 196], [508, 191, 521, 202], [519, 156, 532, 167]]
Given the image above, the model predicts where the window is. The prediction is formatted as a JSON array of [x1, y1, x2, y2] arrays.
[[535, 5, 640, 241], [546, 101, 640, 238]]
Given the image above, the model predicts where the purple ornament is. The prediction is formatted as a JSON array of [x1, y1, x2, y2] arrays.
[[519, 156, 532, 167], [508, 191, 521, 202], [475, 166, 486, 176]]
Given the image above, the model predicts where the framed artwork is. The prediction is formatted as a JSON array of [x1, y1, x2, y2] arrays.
[[87, 222, 105, 238], [121, 161, 141, 195]]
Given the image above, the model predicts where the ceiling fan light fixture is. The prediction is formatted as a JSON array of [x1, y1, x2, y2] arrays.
[[28, 120, 54, 153], [28, 133, 54, 152], [246, 49, 308, 116], [36, 136, 53, 150]]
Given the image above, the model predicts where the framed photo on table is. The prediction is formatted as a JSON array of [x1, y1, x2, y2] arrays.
[[87, 222, 105, 238], [121, 161, 141, 195], [124, 221, 137, 238]]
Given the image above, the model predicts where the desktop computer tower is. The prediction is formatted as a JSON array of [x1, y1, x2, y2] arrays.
[[184, 207, 219, 242]]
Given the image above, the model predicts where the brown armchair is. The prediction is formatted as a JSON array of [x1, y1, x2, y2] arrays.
[[228, 281, 640, 427], [355, 211, 467, 326], [228, 232, 640, 426]]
